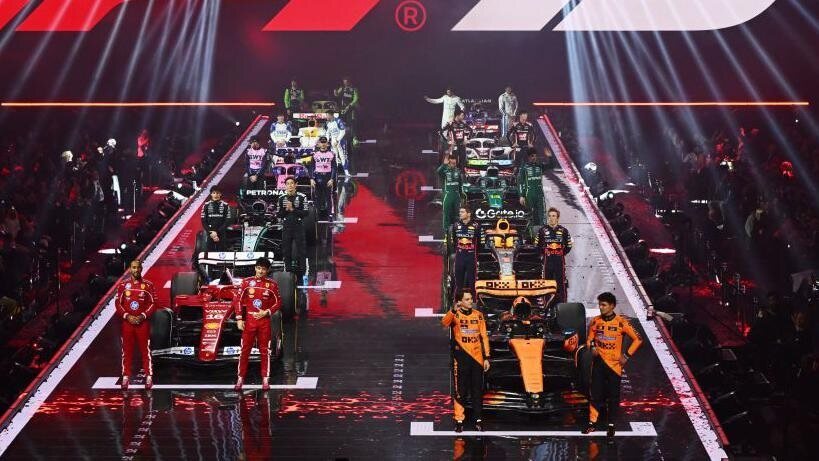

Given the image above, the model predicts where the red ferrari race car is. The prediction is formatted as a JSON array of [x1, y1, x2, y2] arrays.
[[150, 256, 296, 367]]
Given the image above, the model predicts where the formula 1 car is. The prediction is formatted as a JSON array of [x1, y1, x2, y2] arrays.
[[481, 299, 590, 413], [150, 265, 291, 366], [463, 153, 516, 185], [463, 99, 501, 139], [462, 166, 526, 226]]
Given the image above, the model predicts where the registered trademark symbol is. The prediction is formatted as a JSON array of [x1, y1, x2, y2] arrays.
[[395, 0, 426, 32]]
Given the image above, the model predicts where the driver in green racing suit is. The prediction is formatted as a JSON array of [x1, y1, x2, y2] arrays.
[[437, 153, 464, 233]]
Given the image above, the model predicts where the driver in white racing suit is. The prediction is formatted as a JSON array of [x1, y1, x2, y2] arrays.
[[270, 113, 294, 147], [425, 88, 466, 128], [325, 112, 348, 176]]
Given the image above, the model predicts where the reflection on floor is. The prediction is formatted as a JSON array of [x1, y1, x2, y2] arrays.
[[0, 121, 722, 460]]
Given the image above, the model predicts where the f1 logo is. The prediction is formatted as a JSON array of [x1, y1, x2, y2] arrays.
[[454, 0, 778, 31], [0, 0, 777, 32]]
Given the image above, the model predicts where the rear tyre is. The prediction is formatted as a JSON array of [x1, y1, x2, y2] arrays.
[[269, 310, 283, 360], [556, 302, 587, 344], [171, 272, 199, 308], [193, 230, 208, 267], [273, 271, 297, 321], [304, 207, 317, 247], [150, 307, 174, 350]]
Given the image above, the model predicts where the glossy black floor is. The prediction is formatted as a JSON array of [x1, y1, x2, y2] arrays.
[[0, 120, 720, 460]]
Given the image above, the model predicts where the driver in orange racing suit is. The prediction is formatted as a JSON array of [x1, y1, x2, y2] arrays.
[[441, 289, 490, 433], [583, 292, 643, 437], [233, 257, 281, 391]]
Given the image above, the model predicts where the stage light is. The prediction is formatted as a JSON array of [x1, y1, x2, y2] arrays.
[[583, 162, 597, 173], [609, 213, 632, 233], [176, 180, 196, 197], [106, 139, 117, 148], [624, 240, 648, 261], [618, 227, 641, 246], [234, 121, 241, 127]]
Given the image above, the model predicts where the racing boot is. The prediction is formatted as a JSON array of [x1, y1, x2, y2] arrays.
[[454, 421, 464, 433], [606, 423, 615, 439], [582, 422, 596, 434], [120, 376, 129, 390], [145, 376, 153, 390], [234, 377, 243, 391], [262, 377, 270, 391], [474, 419, 484, 432]]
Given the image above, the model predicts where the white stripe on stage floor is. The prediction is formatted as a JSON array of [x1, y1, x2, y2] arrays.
[[410, 421, 657, 437], [92, 376, 319, 390]]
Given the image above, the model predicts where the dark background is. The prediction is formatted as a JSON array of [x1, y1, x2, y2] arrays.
[[0, 0, 817, 121]]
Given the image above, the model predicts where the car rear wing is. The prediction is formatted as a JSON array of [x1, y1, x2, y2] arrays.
[[197, 251, 283, 268], [475, 279, 556, 297], [271, 147, 314, 164], [292, 112, 332, 120]]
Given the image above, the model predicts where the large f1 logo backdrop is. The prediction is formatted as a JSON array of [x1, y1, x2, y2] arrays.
[[0, 0, 777, 32]]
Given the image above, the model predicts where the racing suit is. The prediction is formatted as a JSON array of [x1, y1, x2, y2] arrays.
[[335, 85, 359, 140], [498, 92, 518, 137], [518, 160, 546, 226], [442, 120, 474, 168], [535, 224, 573, 303], [586, 313, 643, 426], [309, 148, 337, 217], [426, 94, 466, 128], [284, 86, 305, 116], [270, 121, 294, 146], [277, 191, 308, 273], [201, 199, 232, 251], [437, 163, 463, 233], [115, 276, 157, 377], [507, 121, 537, 164], [233, 275, 281, 379], [441, 308, 490, 422], [244, 147, 268, 189], [325, 118, 348, 172], [449, 219, 481, 297]]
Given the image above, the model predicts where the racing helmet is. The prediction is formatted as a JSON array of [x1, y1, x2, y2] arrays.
[[511, 296, 532, 318]]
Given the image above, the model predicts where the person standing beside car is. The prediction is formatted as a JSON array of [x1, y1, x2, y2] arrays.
[[441, 289, 490, 433], [498, 86, 518, 138], [535, 208, 572, 303], [583, 292, 643, 438], [334, 77, 359, 144], [277, 177, 308, 275], [518, 148, 547, 228], [200, 186, 231, 251], [441, 110, 474, 169], [233, 257, 281, 391], [115, 259, 157, 390]]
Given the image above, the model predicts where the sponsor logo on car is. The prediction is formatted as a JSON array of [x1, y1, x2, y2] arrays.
[[204, 322, 220, 330], [474, 208, 526, 220]]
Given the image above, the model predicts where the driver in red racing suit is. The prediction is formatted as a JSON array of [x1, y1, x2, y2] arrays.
[[233, 257, 281, 391], [115, 259, 157, 390]]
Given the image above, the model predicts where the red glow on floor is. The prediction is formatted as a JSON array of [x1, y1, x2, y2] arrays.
[[311, 184, 442, 318]]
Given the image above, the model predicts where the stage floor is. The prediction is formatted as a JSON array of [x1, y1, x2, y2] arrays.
[[0, 116, 726, 460]]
